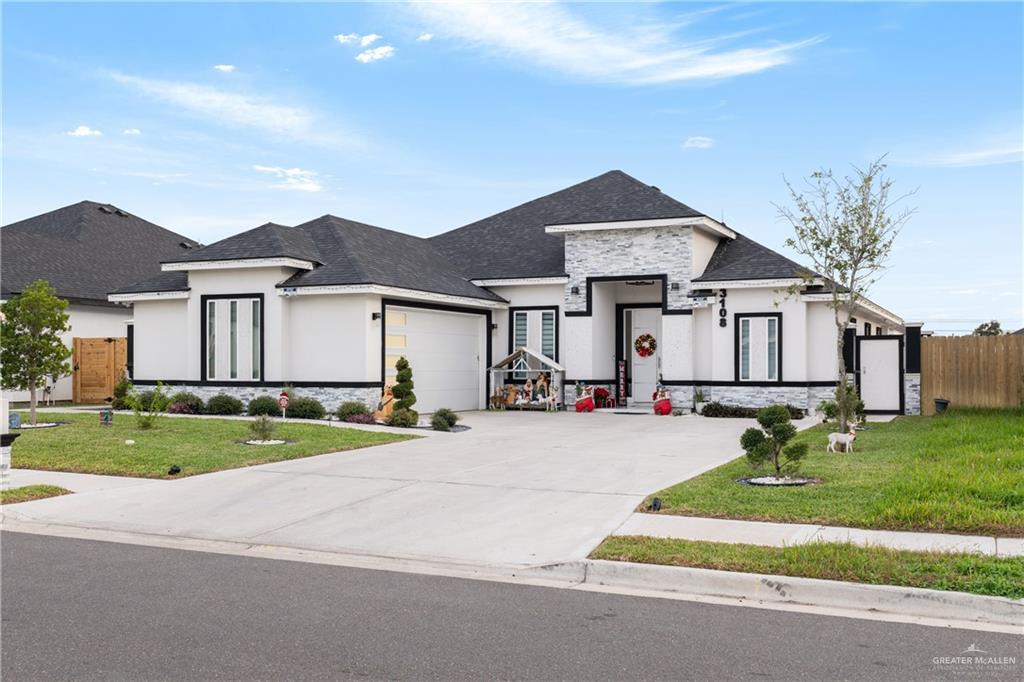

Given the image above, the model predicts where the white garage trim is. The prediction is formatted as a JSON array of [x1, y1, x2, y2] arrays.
[[381, 299, 492, 412]]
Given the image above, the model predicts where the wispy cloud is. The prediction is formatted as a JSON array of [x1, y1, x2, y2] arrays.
[[108, 72, 340, 145], [360, 33, 382, 47], [897, 127, 1023, 168], [407, 2, 820, 85], [122, 128, 141, 135], [356, 45, 396, 63], [683, 135, 714, 149], [213, 64, 236, 73], [252, 165, 323, 192], [67, 125, 102, 137], [916, 144, 1023, 168], [334, 33, 360, 44], [417, 32, 434, 42]]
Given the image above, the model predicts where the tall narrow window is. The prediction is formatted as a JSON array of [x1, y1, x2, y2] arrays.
[[541, 311, 555, 360], [864, 322, 872, 336], [739, 318, 751, 381], [206, 300, 216, 379], [229, 301, 238, 378], [766, 317, 778, 381], [251, 299, 261, 380], [513, 311, 528, 379], [513, 311, 528, 349]]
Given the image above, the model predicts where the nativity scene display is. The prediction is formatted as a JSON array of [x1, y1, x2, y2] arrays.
[[488, 347, 565, 411]]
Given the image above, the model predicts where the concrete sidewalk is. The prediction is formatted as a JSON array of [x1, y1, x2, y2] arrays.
[[614, 513, 1024, 557], [6, 469, 158, 493]]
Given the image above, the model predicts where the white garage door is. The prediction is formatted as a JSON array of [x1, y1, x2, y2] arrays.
[[384, 306, 485, 413]]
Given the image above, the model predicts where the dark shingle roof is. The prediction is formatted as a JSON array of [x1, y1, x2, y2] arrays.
[[692, 233, 817, 283], [1, 201, 199, 305], [163, 222, 322, 264], [113, 271, 190, 295], [280, 216, 504, 302], [429, 170, 706, 280]]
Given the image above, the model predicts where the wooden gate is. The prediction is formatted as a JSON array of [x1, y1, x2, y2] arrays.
[[921, 335, 1024, 415], [72, 337, 127, 404]]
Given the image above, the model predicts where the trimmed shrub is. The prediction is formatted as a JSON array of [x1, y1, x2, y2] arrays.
[[387, 408, 419, 428], [286, 397, 326, 420], [392, 357, 416, 412], [169, 391, 204, 415], [431, 408, 459, 432], [205, 394, 244, 415], [336, 401, 370, 420], [247, 395, 282, 417], [168, 401, 192, 414], [741, 405, 808, 477], [112, 373, 132, 410], [344, 413, 376, 425], [818, 385, 865, 424], [135, 390, 156, 412], [702, 402, 805, 420]]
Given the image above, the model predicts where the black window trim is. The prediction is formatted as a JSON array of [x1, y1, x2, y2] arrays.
[[200, 293, 265, 382], [733, 312, 783, 383]]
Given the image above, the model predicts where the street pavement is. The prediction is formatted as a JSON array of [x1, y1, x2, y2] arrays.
[[3, 532, 1021, 681]]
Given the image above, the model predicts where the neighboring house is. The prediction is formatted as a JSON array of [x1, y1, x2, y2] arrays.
[[112, 171, 916, 414], [1, 201, 199, 402], [1014, 327, 1024, 335]]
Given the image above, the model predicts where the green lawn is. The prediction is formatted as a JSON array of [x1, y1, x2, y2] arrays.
[[591, 536, 1024, 599], [12, 412, 416, 478], [1, 485, 71, 505], [648, 408, 1024, 537]]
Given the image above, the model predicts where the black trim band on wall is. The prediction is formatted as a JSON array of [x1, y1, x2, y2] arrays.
[[733, 312, 783, 383], [563, 274, 693, 317], [380, 297, 493, 406], [200, 293, 265, 382], [133, 379, 383, 388], [855, 334, 905, 415], [126, 323, 134, 380], [507, 305, 560, 362]]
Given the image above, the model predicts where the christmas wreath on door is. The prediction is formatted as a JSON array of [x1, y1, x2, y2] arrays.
[[634, 333, 657, 358]]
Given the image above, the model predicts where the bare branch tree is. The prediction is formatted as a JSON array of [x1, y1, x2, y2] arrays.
[[774, 156, 916, 431]]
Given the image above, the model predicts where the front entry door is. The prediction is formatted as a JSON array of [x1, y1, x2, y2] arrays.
[[630, 308, 661, 403]]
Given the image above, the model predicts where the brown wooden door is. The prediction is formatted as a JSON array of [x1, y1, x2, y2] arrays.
[[72, 337, 127, 404]]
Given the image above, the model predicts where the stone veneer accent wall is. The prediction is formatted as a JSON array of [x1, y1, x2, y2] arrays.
[[904, 374, 921, 415], [142, 384, 381, 413], [563, 226, 693, 312], [669, 384, 840, 414]]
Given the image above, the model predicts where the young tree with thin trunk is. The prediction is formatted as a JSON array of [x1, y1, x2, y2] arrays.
[[1, 280, 72, 425], [775, 157, 915, 432]]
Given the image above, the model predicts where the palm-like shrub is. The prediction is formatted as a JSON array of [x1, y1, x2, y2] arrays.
[[741, 405, 809, 478], [392, 357, 416, 412]]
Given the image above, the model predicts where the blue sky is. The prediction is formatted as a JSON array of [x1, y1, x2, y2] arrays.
[[3, 2, 1021, 333]]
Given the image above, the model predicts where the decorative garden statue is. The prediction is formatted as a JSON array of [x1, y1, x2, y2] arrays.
[[374, 384, 395, 422]]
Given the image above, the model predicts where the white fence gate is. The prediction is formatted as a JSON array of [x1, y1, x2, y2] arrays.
[[856, 336, 904, 414]]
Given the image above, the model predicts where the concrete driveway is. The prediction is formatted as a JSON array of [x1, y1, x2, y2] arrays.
[[5, 412, 761, 566]]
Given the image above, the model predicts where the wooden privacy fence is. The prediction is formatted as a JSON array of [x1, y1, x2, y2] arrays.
[[920, 335, 1024, 415]]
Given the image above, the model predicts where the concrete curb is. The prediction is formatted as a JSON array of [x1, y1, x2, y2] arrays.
[[541, 559, 1024, 629]]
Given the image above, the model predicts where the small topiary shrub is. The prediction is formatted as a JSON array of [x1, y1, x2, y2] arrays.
[[205, 394, 244, 415], [286, 396, 326, 420], [169, 391, 204, 414], [741, 404, 809, 478], [344, 413, 376, 425], [387, 408, 419, 428], [247, 395, 282, 417], [112, 372, 132, 410], [336, 401, 370, 420], [431, 408, 459, 432], [391, 357, 417, 412]]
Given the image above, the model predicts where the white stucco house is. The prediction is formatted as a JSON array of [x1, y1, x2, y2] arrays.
[[111, 171, 921, 415], [1, 201, 199, 402]]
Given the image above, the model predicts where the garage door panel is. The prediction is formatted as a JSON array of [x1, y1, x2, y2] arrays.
[[385, 306, 485, 413]]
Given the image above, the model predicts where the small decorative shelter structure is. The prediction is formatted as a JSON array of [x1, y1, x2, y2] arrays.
[[488, 347, 566, 411]]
